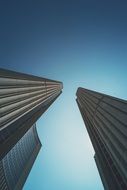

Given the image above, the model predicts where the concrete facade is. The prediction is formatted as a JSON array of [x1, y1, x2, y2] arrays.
[[76, 87, 127, 190], [0, 68, 62, 159]]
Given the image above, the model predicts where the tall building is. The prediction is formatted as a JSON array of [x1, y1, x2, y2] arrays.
[[0, 68, 63, 160], [76, 87, 127, 190], [0, 68, 62, 189], [0, 124, 41, 190]]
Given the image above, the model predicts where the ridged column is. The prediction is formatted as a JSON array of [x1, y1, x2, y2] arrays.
[[76, 87, 127, 190], [0, 69, 63, 159]]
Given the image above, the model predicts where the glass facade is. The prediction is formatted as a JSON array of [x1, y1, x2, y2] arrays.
[[0, 125, 41, 190]]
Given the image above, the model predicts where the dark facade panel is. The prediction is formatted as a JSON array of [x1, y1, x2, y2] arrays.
[[76, 87, 127, 190], [0, 68, 63, 159], [0, 124, 41, 190]]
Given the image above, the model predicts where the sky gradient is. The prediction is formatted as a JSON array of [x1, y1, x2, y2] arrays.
[[0, 1, 127, 189]]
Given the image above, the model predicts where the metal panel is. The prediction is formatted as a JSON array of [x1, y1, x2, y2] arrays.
[[0, 68, 63, 159], [76, 87, 127, 190]]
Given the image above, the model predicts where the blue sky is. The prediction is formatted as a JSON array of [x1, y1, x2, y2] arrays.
[[0, 0, 127, 189]]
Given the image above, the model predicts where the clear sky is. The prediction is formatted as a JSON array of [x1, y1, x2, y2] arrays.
[[0, 0, 127, 189]]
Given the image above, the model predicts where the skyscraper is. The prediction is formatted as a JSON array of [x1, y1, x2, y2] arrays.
[[0, 124, 41, 190], [76, 87, 127, 190], [0, 68, 62, 189], [0, 68, 63, 159]]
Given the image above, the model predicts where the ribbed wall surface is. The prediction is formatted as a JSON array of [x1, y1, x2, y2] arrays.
[[0, 161, 8, 190], [76, 87, 127, 190], [0, 124, 41, 190], [0, 69, 63, 159]]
